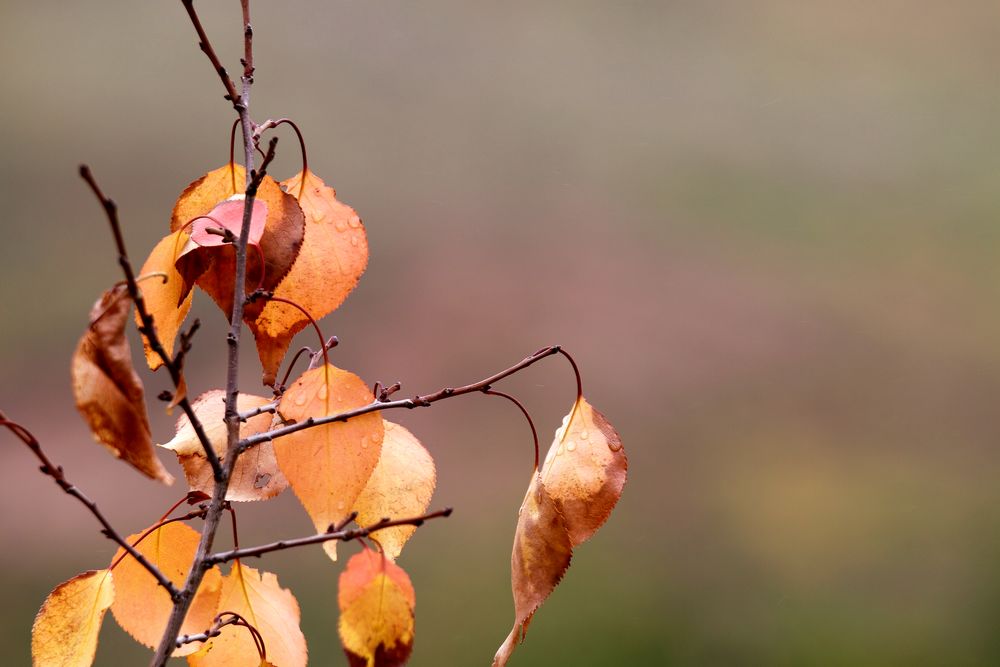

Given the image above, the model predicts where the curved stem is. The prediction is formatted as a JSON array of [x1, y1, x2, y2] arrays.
[[484, 389, 539, 472], [262, 295, 330, 370]]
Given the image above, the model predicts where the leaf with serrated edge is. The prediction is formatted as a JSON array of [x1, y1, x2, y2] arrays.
[[160, 390, 287, 501], [188, 564, 306, 667], [274, 364, 383, 561], [338, 549, 415, 667], [32, 569, 114, 667], [109, 522, 222, 657], [71, 284, 173, 484], [354, 420, 435, 560]]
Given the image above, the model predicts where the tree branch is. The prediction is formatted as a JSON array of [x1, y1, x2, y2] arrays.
[[180, 0, 242, 107], [0, 413, 180, 600]]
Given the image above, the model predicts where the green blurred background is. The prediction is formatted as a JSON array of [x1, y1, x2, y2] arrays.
[[3, 1, 1000, 665]]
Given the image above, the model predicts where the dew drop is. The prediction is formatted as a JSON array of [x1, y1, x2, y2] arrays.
[[608, 439, 624, 452], [337, 501, 345, 511], [566, 441, 577, 452], [348, 216, 361, 228], [335, 219, 348, 232], [317, 384, 328, 400], [350, 236, 359, 247], [557, 445, 565, 456], [294, 393, 308, 406], [579, 429, 589, 440], [360, 438, 369, 449]]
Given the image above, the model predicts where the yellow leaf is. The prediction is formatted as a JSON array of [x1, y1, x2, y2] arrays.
[[135, 231, 194, 371], [160, 390, 287, 501], [338, 550, 415, 667], [274, 364, 383, 561], [188, 564, 306, 667], [354, 420, 435, 560], [32, 569, 114, 667], [71, 284, 173, 484], [109, 522, 222, 657]]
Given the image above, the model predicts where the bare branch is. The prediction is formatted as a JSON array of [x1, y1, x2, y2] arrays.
[[180, 0, 242, 107]]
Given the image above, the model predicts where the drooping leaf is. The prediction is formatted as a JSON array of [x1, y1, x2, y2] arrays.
[[338, 549, 415, 667], [353, 420, 435, 560], [159, 390, 287, 501], [109, 521, 223, 657], [135, 231, 194, 371], [71, 284, 173, 484], [250, 170, 369, 385], [493, 398, 626, 667], [188, 564, 306, 667], [274, 364, 383, 561], [32, 569, 115, 667]]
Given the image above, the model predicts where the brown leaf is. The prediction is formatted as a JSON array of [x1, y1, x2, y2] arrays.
[[338, 550, 415, 667], [274, 364, 383, 561], [159, 390, 287, 501], [493, 398, 626, 667], [250, 170, 369, 385], [135, 231, 194, 371], [353, 420, 435, 561], [32, 569, 115, 667], [71, 284, 173, 484], [110, 521, 223, 657], [188, 564, 307, 667]]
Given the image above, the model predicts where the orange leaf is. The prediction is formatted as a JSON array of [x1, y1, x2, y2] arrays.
[[71, 284, 173, 484], [493, 398, 626, 667], [159, 390, 288, 501], [338, 550, 415, 667], [354, 420, 435, 560], [274, 364, 383, 561], [171, 164, 245, 233], [135, 231, 194, 371], [110, 521, 223, 657], [188, 564, 306, 667], [32, 569, 115, 667], [250, 170, 368, 385]]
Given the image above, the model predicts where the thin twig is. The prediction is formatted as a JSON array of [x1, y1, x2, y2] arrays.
[[238, 399, 278, 422], [180, 0, 242, 107], [204, 508, 453, 564], [240, 345, 562, 452], [0, 413, 180, 600]]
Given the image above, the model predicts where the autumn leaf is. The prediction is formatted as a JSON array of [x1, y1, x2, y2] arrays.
[[71, 284, 173, 484], [353, 420, 435, 560], [135, 231, 194, 371], [493, 398, 626, 667], [110, 521, 223, 657], [188, 564, 306, 667], [338, 549, 415, 667], [160, 390, 288, 501], [274, 364, 383, 561], [32, 569, 114, 667], [171, 163, 245, 233], [250, 170, 368, 385]]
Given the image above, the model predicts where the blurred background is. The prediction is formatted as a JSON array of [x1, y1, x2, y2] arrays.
[[3, 1, 1000, 664]]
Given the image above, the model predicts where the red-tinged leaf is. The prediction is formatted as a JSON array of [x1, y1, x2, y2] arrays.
[[274, 364, 383, 561], [32, 569, 114, 667], [493, 398, 626, 666], [188, 564, 307, 667], [71, 284, 173, 484], [159, 390, 287, 501], [250, 170, 368, 385], [110, 522, 223, 657], [135, 231, 194, 371], [353, 420, 435, 561], [338, 550, 415, 667], [187, 196, 266, 247]]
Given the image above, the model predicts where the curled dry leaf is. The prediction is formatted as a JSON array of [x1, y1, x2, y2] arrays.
[[275, 364, 383, 561], [338, 549, 415, 667], [159, 390, 288, 501], [188, 564, 307, 667], [135, 230, 194, 371], [493, 398, 626, 667], [251, 170, 369, 385], [353, 420, 435, 561], [71, 284, 173, 484], [32, 569, 114, 667], [110, 521, 223, 657]]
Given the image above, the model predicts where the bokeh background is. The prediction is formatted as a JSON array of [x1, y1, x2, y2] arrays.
[[3, 1, 1000, 665]]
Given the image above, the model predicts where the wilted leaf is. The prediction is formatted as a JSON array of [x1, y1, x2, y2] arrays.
[[251, 170, 368, 385], [188, 564, 306, 667], [338, 549, 415, 667], [274, 364, 383, 561], [110, 521, 223, 657], [493, 398, 626, 667], [160, 390, 287, 501], [32, 569, 114, 667], [71, 284, 173, 484], [135, 231, 194, 371], [354, 420, 435, 560]]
